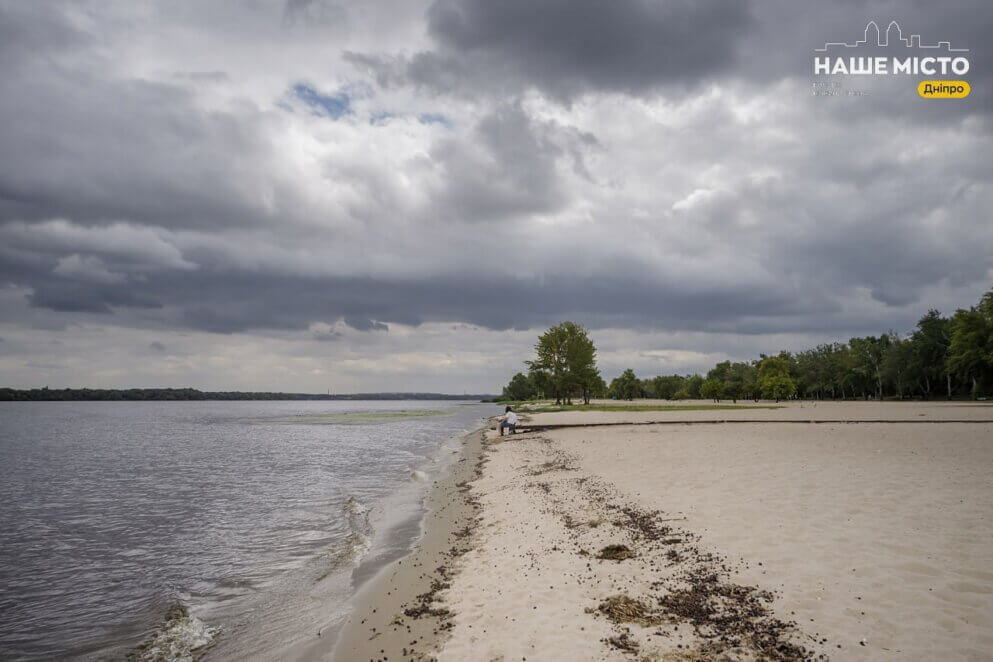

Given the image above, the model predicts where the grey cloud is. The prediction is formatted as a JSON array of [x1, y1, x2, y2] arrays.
[[0, 16, 288, 232], [149, 341, 167, 352], [428, 103, 568, 221], [1, 254, 848, 337], [174, 71, 230, 83], [52, 255, 127, 285], [312, 328, 344, 341], [345, 0, 753, 100], [349, 0, 993, 123], [28, 281, 163, 314], [283, 0, 347, 27], [423, 0, 752, 100], [344, 317, 389, 331], [0, 3, 89, 65]]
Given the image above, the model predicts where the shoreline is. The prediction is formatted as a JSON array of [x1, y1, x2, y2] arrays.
[[314, 425, 488, 662], [314, 403, 993, 660]]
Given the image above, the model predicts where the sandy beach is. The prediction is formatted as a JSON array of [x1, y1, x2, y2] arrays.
[[327, 402, 993, 661]]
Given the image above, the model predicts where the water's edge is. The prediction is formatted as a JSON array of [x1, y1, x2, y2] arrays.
[[324, 425, 489, 662], [192, 418, 489, 662]]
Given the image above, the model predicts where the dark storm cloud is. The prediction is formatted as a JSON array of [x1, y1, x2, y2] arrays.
[[28, 281, 163, 314], [2, 246, 835, 336], [0, 71, 279, 230], [348, 0, 754, 100], [348, 0, 992, 119], [0, 6, 284, 232]]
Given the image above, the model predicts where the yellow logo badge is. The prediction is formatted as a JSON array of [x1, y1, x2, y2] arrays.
[[917, 80, 971, 98]]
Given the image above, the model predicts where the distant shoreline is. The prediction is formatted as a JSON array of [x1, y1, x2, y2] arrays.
[[0, 387, 497, 402]]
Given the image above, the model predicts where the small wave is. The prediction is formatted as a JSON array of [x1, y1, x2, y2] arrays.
[[317, 498, 374, 580], [127, 604, 219, 662], [342, 496, 368, 518], [410, 469, 428, 482]]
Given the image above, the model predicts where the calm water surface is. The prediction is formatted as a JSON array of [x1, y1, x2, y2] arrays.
[[0, 400, 489, 660]]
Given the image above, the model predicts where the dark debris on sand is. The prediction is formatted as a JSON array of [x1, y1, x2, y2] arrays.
[[597, 594, 663, 626], [596, 544, 636, 561], [528, 447, 828, 661]]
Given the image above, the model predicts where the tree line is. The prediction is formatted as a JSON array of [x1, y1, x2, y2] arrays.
[[502, 287, 993, 402]]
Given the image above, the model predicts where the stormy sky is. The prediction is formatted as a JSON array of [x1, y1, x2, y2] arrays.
[[1, 0, 991, 393]]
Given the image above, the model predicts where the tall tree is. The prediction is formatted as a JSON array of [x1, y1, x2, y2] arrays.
[[912, 310, 952, 399], [527, 321, 600, 405]]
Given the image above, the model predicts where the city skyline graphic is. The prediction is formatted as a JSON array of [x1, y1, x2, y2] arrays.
[[815, 21, 970, 52]]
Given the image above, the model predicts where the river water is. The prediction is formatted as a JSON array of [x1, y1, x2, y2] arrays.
[[0, 400, 490, 660]]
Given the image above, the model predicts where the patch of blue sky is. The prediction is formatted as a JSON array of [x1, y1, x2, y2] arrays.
[[417, 112, 452, 128], [292, 83, 351, 118], [369, 110, 395, 125]]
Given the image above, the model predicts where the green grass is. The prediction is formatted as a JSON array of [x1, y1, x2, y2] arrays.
[[521, 403, 783, 413]]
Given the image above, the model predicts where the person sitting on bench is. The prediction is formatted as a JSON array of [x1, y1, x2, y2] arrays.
[[498, 406, 518, 436]]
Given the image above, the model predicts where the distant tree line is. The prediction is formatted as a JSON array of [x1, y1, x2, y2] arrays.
[[502, 288, 993, 402], [0, 388, 495, 402]]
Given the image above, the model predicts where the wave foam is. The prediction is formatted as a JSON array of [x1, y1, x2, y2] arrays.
[[317, 497, 374, 577], [128, 604, 219, 662]]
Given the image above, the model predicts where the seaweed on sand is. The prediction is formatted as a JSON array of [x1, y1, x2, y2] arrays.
[[404, 577, 452, 619], [605, 631, 640, 653], [598, 594, 663, 626], [597, 544, 636, 561]]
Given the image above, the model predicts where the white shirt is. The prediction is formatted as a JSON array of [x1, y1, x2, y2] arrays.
[[505, 411, 518, 425]]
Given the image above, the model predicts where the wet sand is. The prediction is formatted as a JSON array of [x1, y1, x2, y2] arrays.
[[325, 402, 993, 661], [319, 429, 486, 662]]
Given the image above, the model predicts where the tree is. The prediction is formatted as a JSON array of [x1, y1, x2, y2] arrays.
[[588, 374, 609, 400], [648, 375, 686, 400], [881, 335, 916, 399], [912, 310, 952, 399], [762, 375, 796, 402], [527, 321, 600, 405], [501, 372, 534, 401], [700, 378, 723, 402], [757, 356, 796, 402], [683, 374, 704, 399], [725, 362, 757, 403], [849, 335, 890, 399], [947, 291, 993, 399], [609, 369, 641, 400]]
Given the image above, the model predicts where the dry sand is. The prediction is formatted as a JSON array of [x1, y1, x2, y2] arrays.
[[326, 402, 993, 661], [526, 399, 993, 425]]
